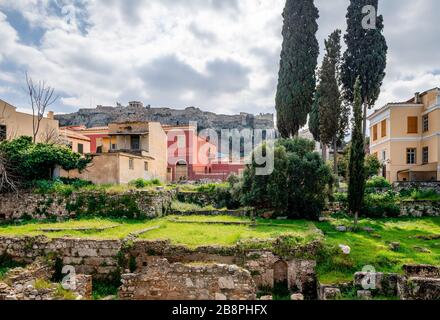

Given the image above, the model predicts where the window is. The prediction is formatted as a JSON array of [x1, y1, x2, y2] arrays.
[[382, 150, 386, 161], [407, 117, 418, 134], [423, 147, 429, 164], [77, 143, 84, 154], [423, 115, 429, 132], [381, 120, 387, 138], [144, 162, 149, 171], [111, 143, 117, 150], [372, 124, 378, 141], [177, 135, 185, 148], [96, 146, 103, 153], [407, 148, 416, 164], [0, 125, 6, 141], [129, 158, 134, 170], [131, 135, 140, 150]]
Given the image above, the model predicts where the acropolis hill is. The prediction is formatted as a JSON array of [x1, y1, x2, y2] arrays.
[[55, 101, 275, 132]]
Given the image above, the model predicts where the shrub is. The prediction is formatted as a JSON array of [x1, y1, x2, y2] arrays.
[[241, 138, 333, 220], [365, 155, 382, 179], [410, 189, 440, 201], [0, 136, 91, 184], [34, 178, 92, 196], [365, 176, 391, 190], [128, 178, 162, 189], [128, 179, 162, 189], [361, 191, 400, 218]]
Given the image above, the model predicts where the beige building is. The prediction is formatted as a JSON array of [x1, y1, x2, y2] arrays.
[[63, 121, 168, 184], [0, 98, 59, 143], [59, 128, 91, 154], [368, 88, 440, 182]]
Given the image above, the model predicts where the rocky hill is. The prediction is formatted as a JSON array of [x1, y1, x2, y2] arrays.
[[55, 102, 274, 132]]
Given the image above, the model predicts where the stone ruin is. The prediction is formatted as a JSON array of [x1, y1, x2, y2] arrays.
[[0, 258, 92, 301], [119, 258, 256, 300], [319, 264, 440, 300], [0, 235, 319, 300]]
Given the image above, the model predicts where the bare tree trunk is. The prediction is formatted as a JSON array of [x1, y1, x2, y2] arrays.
[[333, 138, 338, 175], [321, 144, 327, 162], [354, 211, 359, 229]]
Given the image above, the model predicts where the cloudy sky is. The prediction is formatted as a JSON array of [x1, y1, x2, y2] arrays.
[[0, 0, 439, 118]]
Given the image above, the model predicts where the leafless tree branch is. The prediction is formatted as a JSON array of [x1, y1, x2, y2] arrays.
[[25, 72, 59, 143]]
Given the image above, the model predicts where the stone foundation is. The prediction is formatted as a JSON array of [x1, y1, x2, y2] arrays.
[[0, 235, 319, 299], [400, 200, 440, 217], [119, 258, 256, 300], [0, 259, 92, 300], [0, 190, 175, 222]]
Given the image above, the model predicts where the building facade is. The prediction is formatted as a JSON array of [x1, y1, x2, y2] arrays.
[[0, 99, 59, 143], [368, 88, 440, 182], [59, 128, 91, 154], [62, 121, 168, 184], [163, 125, 245, 182], [61, 125, 109, 153]]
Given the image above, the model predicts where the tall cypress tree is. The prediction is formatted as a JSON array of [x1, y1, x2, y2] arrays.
[[276, 0, 319, 138], [318, 30, 342, 174], [309, 90, 321, 142], [309, 89, 327, 160], [341, 0, 387, 137], [348, 78, 366, 227]]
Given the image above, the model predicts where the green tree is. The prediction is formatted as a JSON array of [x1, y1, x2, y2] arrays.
[[276, 0, 319, 137], [242, 138, 333, 220], [309, 90, 321, 142], [365, 154, 381, 179], [348, 78, 366, 227], [0, 136, 91, 184], [341, 0, 388, 136], [317, 30, 345, 174]]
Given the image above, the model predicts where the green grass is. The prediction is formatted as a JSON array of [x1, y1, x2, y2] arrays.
[[1, 215, 439, 286], [315, 216, 440, 284], [0, 216, 318, 246], [170, 200, 218, 212]]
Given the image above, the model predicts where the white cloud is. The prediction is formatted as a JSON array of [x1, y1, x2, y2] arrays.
[[0, 0, 438, 117]]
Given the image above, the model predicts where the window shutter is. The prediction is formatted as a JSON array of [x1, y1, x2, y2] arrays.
[[381, 120, 387, 138], [407, 117, 418, 134]]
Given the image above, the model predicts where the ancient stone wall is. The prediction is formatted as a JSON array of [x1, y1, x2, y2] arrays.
[[0, 236, 122, 279], [0, 236, 318, 298], [393, 181, 440, 193], [119, 258, 256, 300], [400, 200, 440, 217], [0, 190, 175, 222]]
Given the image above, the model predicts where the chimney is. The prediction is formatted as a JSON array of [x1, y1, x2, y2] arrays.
[[414, 92, 421, 104], [47, 111, 54, 119]]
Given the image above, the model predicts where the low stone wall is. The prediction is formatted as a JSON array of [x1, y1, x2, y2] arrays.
[[176, 191, 216, 207], [119, 258, 256, 300], [393, 181, 440, 193], [353, 265, 440, 300], [400, 200, 440, 217], [0, 235, 319, 298], [171, 208, 253, 217], [0, 236, 121, 279], [0, 258, 92, 300], [0, 190, 175, 222]]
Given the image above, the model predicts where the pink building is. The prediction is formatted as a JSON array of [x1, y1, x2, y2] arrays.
[[163, 125, 245, 182]]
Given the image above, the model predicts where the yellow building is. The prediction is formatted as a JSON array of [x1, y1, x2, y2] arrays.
[[0, 98, 59, 143], [368, 88, 440, 182], [63, 121, 168, 184]]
